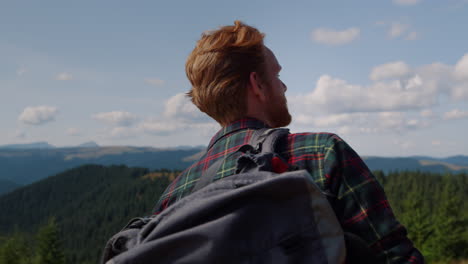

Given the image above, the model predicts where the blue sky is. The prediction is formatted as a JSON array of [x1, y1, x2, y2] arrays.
[[1, 0, 467, 157]]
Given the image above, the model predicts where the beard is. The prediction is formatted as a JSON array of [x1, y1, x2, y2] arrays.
[[265, 92, 292, 128]]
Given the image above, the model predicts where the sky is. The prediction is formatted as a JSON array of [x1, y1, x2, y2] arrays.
[[1, 0, 467, 157]]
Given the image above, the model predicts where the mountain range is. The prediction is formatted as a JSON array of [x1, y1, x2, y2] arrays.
[[0, 141, 100, 150], [0, 141, 56, 149], [0, 142, 467, 196], [0, 145, 203, 186], [363, 156, 468, 174]]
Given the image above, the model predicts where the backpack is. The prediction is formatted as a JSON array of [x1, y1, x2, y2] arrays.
[[101, 128, 347, 264]]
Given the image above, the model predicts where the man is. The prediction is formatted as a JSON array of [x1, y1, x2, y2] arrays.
[[154, 21, 424, 263]]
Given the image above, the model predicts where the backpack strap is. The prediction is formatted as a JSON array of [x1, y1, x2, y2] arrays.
[[251, 128, 289, 154], [192, 157, 225, 192], [192, 128, 290, 192]]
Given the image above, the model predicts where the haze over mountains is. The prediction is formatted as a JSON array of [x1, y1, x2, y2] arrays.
[[0, 142, 203, 195], [0, 141, 467, 196], [362, 156, 468, 174], [0, 141, 56, 149], [0, 141, 100, 149]]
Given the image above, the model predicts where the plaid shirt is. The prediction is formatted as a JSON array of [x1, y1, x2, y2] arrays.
[[154, 118, 424, 263]]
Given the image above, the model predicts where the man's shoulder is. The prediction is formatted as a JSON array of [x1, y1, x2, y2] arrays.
[[275, 130, 349, 159], [286, 131, 345, 148]]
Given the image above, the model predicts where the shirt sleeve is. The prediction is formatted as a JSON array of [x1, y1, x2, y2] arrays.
[[322, 134, 424, 264]]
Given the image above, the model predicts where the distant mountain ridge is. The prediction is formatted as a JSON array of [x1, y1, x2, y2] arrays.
[[409, 155, 468, 167], [0, 144, 466, 196], [0, 141, 102, 149], [0, 141, 209, 150], [75, 141, 99, 148], [0, 146, 204, 189], [0, 141, 55, 149], [363, 156, 468, 174]]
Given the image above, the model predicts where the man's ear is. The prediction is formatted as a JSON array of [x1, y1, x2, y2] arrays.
[[248, 72, 267, 102]]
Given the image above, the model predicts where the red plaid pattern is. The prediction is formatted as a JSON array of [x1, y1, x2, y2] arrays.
[[154, 118, 424, 263]]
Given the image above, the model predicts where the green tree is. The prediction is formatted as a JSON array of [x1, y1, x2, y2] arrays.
[[400, 190, 433, 256], [35, 218, 65, 264], [0, 232, 32, 264], [425, 174, 468, 263]]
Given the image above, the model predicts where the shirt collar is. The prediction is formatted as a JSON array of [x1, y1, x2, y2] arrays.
[[207, 118, 270, 150]]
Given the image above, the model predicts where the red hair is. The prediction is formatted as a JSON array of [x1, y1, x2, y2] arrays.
[[186, 21, 266, 125]]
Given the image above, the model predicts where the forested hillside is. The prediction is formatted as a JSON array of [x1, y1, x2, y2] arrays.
[[0, 165, 177, 263], [0, 167, 466, 263], [375, 171, 468, 263]]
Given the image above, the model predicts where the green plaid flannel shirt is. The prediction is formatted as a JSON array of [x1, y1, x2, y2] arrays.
[[154, 118, 424, 263]]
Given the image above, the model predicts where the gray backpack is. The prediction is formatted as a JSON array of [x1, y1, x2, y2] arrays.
[[102, 128, 347, 264]]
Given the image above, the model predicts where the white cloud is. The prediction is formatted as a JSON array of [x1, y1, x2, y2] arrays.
[[443, 109, 468, 120], [311, 27, 360, 45], [164, 93, 193, 117], [431, 140, 441, 146], [291, 74, 432, 114], [370, 61, 411, 81], [336, 126, 352, 135], [313, 113, 359, 127], [97, 94, 217, 140], [454, 53, 468, 80], [109, 126, 138, 139], [145, 78, 165, 86], [15, 130, 26, 139], [163, 93, 209, 121], [418, 63, 453, 83], [451, 84, 468, 100], [422, 63, 466, 103], [289, 54, 468, 135], [420, 109, 434, 118], [188, 122, 220, 137], [444, 55, 468, 100], [377, 21, 419, 40], [393, 0, 422, 6], [106, 118, 217, 138], [134, 94, 217, 136], [92, 111, 138, 126], [405, 31, 419, 40], [392, 139, 415, 150], [388, 22, 409, 38], [376, 112, 428, 131], [18, 106, 58, 125], [417, 63, 455, 97], [293, 111, 429, 135], [291, 54, 468, 117], [55, 72, 73, 81], [66, 128, 81, 136], [138, 120, 183, 136]]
